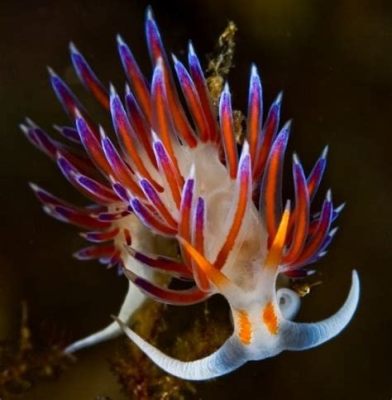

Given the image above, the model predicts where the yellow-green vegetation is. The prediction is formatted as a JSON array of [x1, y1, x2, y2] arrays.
[[0, 303, 72, 399], [206, 21, 245, 143], [206, 21, 238, 106], [111, 299, 231, 399]]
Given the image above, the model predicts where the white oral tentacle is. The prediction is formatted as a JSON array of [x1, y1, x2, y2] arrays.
[[116, 318, 248, 381], [65, 281, 146, 353], [281, 270, 360, 351], [277, 288, 301, 320]]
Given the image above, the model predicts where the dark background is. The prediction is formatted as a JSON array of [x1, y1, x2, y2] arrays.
[[1, 0, 391, 398]]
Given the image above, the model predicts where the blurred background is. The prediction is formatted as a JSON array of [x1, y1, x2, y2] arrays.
[[1, 0, 391, 398]]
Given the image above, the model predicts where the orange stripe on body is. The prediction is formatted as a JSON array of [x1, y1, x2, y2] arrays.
[[236, 310, 252, 345], [262, 302, 279, 335]]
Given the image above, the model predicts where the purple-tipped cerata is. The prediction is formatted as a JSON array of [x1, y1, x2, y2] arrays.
[[22, 7, 359, 380]]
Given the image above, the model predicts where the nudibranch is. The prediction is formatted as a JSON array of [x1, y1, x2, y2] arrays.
[[22, 7, 359, 381]]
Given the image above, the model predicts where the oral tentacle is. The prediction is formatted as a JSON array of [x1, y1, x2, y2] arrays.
[[281, 270, 360, 351], [116, 318, 247, 380]]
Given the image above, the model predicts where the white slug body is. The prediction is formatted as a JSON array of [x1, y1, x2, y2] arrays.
[[24, 7, 360, 381]]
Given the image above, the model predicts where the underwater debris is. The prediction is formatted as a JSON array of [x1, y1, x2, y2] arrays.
[[290, 279, 323, 297], [206, 22, 244, 143], [206, 21, 238, 106], [0, 302, 72, 398], [205, 22, 244, 143]]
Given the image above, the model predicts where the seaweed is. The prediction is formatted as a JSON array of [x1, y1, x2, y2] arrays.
[[206, 21, 238, 106], [0, 302, 72, 398]]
